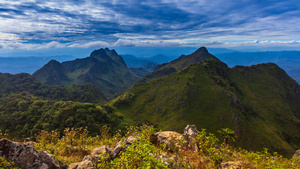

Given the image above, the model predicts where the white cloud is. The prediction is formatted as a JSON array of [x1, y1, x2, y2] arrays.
[[36, 41, 67, 49], [0, 41, 67, 49], [195, 40, 300, 48], [69, 41, 110, 48], [113, 38, 196, 47], [0, 0, 299, 50]]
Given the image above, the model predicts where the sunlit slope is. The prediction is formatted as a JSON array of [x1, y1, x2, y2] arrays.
[[110, 48, 300, 157]]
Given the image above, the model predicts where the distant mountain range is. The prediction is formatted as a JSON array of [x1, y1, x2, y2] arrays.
[[0, 55, 75, 74], [217, 51, 300, 83], [111, 47, 300, 157], [0, 49, 299, 84], [33, 48, 140, 98]]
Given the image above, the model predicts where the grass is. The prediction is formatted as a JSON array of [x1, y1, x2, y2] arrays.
[[8, 124, 297, 168]]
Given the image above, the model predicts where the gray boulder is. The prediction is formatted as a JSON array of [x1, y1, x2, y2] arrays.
[[0, 138, 67, 169], [221, 161, 243, 169], [150, 131, 182, 151], [68, 160, 94, 169], [292, 149, 300, 160], [183, 125, 199, 152], [69, 136, 137, 168]]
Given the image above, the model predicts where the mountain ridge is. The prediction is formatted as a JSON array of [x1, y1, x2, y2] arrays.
[[154, 46, 218, 72], [110, 47, 300, 157], [33, 48, 140, 98]]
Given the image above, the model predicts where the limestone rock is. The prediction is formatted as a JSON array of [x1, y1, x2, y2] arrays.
[[90, 145, 110, 162], [23, 138, 31, 142], [68, 160, 94, 169], [183, 125, 199, 152], [0, 138, 67, 169], [150, 131, 181, 151], [221, 161, 244, 169], [156, 154, 178, 167], [292, 149, 300, 160], [123, 136, 137, 148], [69, 136, 138, 168], [69, 145, 109, 168]]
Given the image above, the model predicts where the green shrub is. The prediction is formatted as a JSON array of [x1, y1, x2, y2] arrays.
[[0, 157, 21, 169]]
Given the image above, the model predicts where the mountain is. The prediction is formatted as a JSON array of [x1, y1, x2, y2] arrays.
[[146, 54, 171, 64], [139, 47, 219, 83], [33, 48, 140, 98], [154, 47, 218, 72], [121, 54, 151, 68], [0, 55, 75, 74], [0, 73, 107, 103], [217, 51, 300, 83], [110, 47, 300, 157], [129, 62, 159, 78], [121, 54, 158, 77]]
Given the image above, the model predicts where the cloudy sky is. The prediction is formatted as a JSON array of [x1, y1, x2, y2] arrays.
[[1, 0, 300, 51]]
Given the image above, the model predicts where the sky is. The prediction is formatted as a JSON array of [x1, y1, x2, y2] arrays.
[[1, 0, 300, 56]]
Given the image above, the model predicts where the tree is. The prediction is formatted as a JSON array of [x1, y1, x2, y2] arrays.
[[217, 128, 237, 145]]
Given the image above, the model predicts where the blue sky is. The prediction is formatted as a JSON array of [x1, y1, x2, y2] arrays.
[[0, 0, 300, 52]]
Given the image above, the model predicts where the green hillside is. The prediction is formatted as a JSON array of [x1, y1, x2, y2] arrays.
[[33, 48, 140, 98], [110, 48, 300, 157], [0, 73, 107, 103], [0, 93, 123, 138]]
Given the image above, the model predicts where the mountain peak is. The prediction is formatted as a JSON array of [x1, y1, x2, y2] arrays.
[[154, 46, 218, 73], [90, 48, 107, 58], [34, 48, 139, 98], [43, 60, 62, 70], [192, 46, 209, 55], [90, 48, 120, 60]]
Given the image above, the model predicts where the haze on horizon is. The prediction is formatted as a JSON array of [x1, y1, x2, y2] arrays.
[[0, 0, 300, 57]]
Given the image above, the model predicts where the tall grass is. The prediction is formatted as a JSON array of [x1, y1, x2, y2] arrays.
[[30, 125, 300, 168]]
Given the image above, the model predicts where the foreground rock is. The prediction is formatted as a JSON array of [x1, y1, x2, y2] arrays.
[[0, 138, 67, 169], [183, 125, 199, 152], [69, 136, 137, 169], [150, 131, 182, 151], [150, 126, 200, 152], [221, 161, 243, 169], [293, 149, 300, 160], [68, 160, 94, 169]]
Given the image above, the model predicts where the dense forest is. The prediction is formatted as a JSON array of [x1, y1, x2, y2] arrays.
[[0, 73, 107, 103], [0, 93, 123, 138]]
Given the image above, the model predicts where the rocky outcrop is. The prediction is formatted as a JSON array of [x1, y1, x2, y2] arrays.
[[69, 136, 137, 169], [150, 131, 182, 151], [150, 126, 200, 152], [221, 161, 243, 169], [183, 125, 199, 152], [156, 154, 178, 167], [292, 149, 300, 160], [0, 138, 67, 169], [68, 159, 94, 169]]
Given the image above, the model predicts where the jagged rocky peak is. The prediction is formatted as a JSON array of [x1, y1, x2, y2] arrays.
[[90, 48, 125, 64], [104, 47, 118, 56], [90, 48, 118, 57], [90, 48, 109, 58]]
